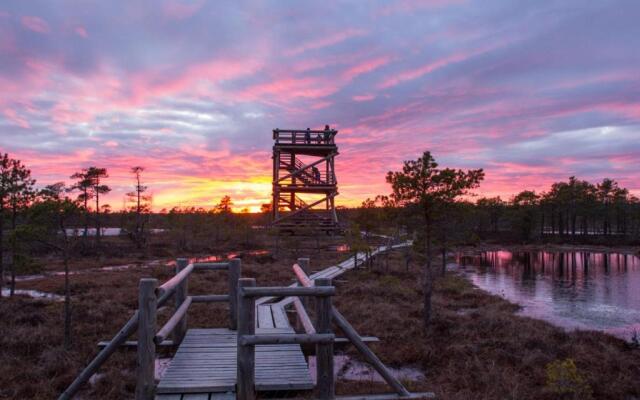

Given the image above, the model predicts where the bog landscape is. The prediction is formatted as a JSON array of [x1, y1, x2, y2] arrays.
[[1, 2, 639, 400]]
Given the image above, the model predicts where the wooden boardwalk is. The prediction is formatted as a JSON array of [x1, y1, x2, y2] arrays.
[[156, 292, 322, 398], [60, 241, 419, 400], [156, 327, 312, 397]]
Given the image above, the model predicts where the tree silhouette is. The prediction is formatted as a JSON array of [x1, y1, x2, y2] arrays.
[[70, 169, 93, 238], [0, 154, 36, 297], [386, 151, 484, 327], [85, 167, 111, 246], [126, 166, 151, 248], [30, 182, 80, 348]]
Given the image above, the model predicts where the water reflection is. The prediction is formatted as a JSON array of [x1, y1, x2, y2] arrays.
[[457, 250, 640, 340]]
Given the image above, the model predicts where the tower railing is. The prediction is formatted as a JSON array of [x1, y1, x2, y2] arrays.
[[273, 129, 337, 145]]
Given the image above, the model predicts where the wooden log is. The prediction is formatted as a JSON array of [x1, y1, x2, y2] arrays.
[[136, 278, 157, 400], [294, 267, 408, 396], [193, 262, 230, 270], [331, 307, 410, 397], [293, 264, 313, 288], [292, 297, 316, 334], [228, 258, 241, 330], [173, 258, 189, 344], [238, 333, 334, 346], [315, 278, 334, 400], [58, 311, 139, 400], [156, 263, 194, 299], [155, 296, 192, 344], [191, 294, 230, 303], [237, 278, 256, 400], [242, 286, 334, 298], [97, 339, 174, 348]]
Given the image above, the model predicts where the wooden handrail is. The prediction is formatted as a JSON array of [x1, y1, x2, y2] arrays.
[[58, 311, 139, 400], [293, 264, 313, 287], [155, 296, 193, 344], [293, 266, 411, 397], [156, 263, 194, 298], [292, 297, 315, 334], [241, 286, 334, 298], [60, 258, 241, 400], [191, 294, 229, 303], [193, 262, 230, 270], [238, 333, 334, 346]]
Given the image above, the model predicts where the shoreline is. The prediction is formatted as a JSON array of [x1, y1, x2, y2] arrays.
[[455, 242, 640, 256], [334, 251, 640, 399]]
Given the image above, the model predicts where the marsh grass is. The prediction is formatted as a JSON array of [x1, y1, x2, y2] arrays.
[[333, 251, 640, 399]]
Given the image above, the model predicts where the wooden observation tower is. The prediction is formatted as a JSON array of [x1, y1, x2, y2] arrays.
[[271, 126, 340, 233]]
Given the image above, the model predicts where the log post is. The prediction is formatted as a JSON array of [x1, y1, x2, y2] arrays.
[[228, 258, 241, 330], [173, 258, 189, 344], [237, 278, 256, 400], [136, 278, 157, 400], [297, 257, 310, 275], [315, 278, 334, 400]]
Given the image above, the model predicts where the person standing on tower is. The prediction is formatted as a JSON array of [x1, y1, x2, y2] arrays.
[[323, 124, 331, 143]]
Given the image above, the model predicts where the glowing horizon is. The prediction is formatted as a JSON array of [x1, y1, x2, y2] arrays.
[[1, 1, 639, 212]]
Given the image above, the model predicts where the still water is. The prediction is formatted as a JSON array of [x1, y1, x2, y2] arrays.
[[457, 250, 640, 340]]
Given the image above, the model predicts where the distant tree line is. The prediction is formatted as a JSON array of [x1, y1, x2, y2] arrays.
[[350, 150, 640, 329], [473, 176, 640, 241]]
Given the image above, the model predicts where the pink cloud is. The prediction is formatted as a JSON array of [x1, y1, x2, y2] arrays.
[[284, 29, 367, 56], [238, 76, 338, 101], [378, 52, 469, 89], [376, 0, 466, 16], [341, 56, 391, 81], [2, 108, 30, 128], [352, 94, 375, 101], [162, 0, 205, 20], [75, 26, 88, 38], [21, 16, 50, 34]]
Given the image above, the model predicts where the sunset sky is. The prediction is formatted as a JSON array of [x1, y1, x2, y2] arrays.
[[1, 1, 639, 212]]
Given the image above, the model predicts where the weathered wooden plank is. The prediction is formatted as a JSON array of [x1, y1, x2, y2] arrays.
[[155, 394, 182, 400], [257, 305, 274, 329], [157, 327, 313, 396], [271, 305, 290, 328], [182, 394, 210, 400]]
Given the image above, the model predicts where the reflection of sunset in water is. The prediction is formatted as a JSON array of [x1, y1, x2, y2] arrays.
[[457, 250, 640, 341]]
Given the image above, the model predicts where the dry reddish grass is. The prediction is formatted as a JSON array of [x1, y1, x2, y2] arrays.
[[1, 241, 347, 400], [5, 241, 638, 400], [333, 251, 640, 400]]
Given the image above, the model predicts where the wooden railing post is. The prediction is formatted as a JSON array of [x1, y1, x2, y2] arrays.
[[173, 258, 189, 344], [315, 278, 334, 400], [228, 258, 241, 330], [237, 278, 256, 400], [297, 257, 310, 274], [136, 278, 157, 400]]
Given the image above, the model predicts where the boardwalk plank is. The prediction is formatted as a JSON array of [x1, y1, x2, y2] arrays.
[[156, 328, 312, 395]]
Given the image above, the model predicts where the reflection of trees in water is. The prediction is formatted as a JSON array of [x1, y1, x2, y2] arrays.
[[459, 250, 640, 305]]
